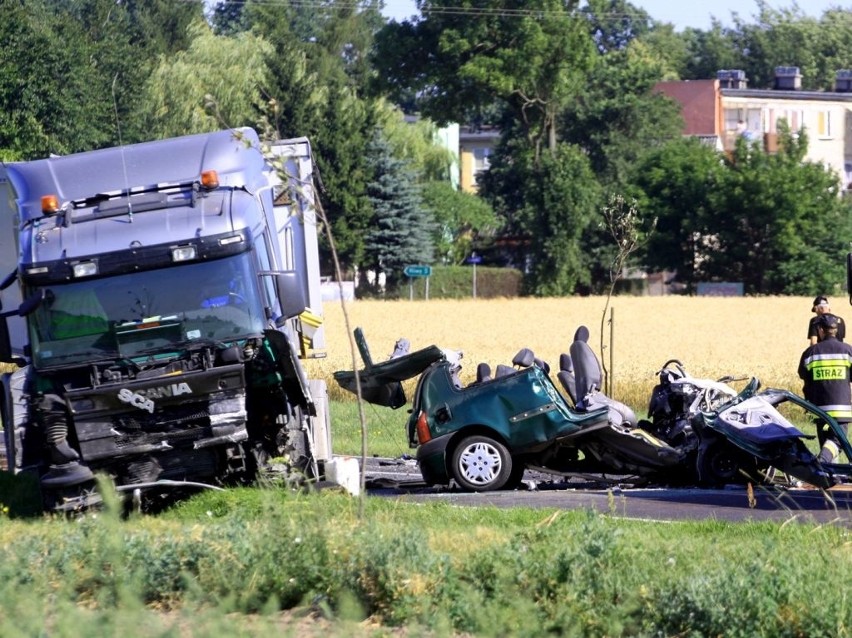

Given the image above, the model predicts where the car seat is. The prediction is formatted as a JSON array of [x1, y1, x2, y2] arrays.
[[495, 364, 515, 377], [474, 362, 492, 384], [557, 352, 578, 406], [569, 325, 637, 426]]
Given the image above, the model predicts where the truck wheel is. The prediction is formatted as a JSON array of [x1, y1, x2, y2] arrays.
[[450, 435, 512, 492], [697, 440, 758, 487]]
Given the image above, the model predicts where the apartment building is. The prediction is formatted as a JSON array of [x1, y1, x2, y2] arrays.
[[655, 68, 852, 191]]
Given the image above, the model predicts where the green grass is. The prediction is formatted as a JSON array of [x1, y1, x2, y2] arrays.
[[1, 395, 848, 636], [0, 486, 850, 637], [330, 399, 414, 459]]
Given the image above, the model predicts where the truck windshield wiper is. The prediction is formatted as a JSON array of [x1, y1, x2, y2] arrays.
[[40, 350, 121, 369], [132, 337, 225, 358]]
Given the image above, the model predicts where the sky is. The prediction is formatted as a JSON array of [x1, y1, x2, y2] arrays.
[[380, 1, 850, 30]]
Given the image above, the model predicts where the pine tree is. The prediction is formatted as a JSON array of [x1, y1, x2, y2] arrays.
[[363, 130, 435, 294]]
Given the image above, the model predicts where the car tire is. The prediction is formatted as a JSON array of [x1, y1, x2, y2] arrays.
[[696, 439, 758, 487], [450, 434, 512, 492]]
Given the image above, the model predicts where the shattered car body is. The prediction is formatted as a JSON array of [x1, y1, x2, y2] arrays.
[[335, 329, 690, 491], [408, 356, 611, 490], [336, 327, 852, 492], [698, 382, 852, 489]]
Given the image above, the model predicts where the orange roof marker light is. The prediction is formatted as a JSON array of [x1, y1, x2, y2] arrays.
[[41, 195, 61, 215], [200, 170, 219, 189]]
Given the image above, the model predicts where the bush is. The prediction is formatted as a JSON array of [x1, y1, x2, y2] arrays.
[[0, 486, 850, 637]]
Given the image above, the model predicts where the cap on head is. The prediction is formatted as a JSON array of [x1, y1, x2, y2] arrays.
[[817, 313, 840, 330], [812, 295, 829, 312]]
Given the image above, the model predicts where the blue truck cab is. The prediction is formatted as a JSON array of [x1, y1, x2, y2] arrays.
[[0, 128, 331, 511]]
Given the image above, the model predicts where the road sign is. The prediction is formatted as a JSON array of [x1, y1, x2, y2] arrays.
[[466, 253, 481, 298], [404, 264, 432, 278]]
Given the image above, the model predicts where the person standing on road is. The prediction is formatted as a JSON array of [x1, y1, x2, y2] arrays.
[[808, 295, 846, 345], [798, 313, 852, 464]]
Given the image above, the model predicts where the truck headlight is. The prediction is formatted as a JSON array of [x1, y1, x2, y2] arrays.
[[73, 261, 98, 278], [171, 245, 197, 262]]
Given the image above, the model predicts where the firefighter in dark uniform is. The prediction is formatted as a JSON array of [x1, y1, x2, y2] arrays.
[[807, 295, 846, 345], [798, 313, 852, 463]]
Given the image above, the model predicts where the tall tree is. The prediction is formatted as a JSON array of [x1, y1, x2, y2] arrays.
[[363, 131, 435, 293], [0, 0, 110, 158], [122, 0, 202, 55], [50, 0, 204, 145], [373, 0, 597, 159], [480, 141, 601, 295], [733, 3, 824, 90], [707, 129, 852, 295], [211, 0, 248, 36], [633, 128, 852, 295], [311, 86, 375, 276], [675, 3, 852, 89], [245, 0, 380, 276], [375, 101, 456, 183], [632, 137, 726, 292], [581, 0, 654, 54], [421, 182, 498, 265], [140, 23, 272, 138], [560, 38, 683, 190], [676, 23, 743, 82]]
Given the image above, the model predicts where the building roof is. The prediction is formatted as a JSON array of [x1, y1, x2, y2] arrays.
[[720, 88, 852, 102]]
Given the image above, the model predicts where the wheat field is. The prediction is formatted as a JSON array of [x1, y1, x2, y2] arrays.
[[308, 295, 829, 410]]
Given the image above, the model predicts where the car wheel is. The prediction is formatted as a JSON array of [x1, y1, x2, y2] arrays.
[[697, 440, 757, 487], [450, 435, 512, 492]]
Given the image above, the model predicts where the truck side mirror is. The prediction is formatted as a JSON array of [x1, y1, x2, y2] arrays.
[[0, 291, 39, 366], [274, 271, 307, 322], [0, 289, 43, 319], [0, 270, 16, 291], [0, 312, 9, 363], [0, 318, 20, 366]]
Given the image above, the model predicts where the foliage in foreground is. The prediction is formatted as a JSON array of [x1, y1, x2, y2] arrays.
[[0, 487, 850, 637]]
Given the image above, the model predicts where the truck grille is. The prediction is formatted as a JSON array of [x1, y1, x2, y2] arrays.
[[74, 388, 248, 462], [113, 403, 212, 448]]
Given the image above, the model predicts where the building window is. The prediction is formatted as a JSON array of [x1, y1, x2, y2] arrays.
[[473, 148, 491, 170], [816, 110, 833, 138], [724, 107, 762, 133], [771, 109, 803, 133], [471, 148, 491, 185]]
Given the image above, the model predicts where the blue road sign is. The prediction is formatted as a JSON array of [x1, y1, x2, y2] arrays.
[[404, 264, 432, 277]]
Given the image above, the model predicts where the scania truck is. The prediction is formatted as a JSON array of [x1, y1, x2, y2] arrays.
[[0, 128, 332, 512]]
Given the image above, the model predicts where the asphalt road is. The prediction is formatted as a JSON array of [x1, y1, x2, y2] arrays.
[[361, 456, 852, 527]]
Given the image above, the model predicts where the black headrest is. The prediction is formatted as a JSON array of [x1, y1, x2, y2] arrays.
[[559, 353, 573, 372], [476, 362, 492, 383], [573, 325, 590, 343], [512, 348, 535, 368]]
